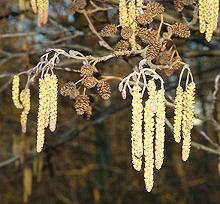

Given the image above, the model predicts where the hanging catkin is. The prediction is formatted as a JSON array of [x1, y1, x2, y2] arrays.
[[128, 0, 137, 50], [198, 0, 219, 41], [49, 74, 58, 132], [143, 80, 157, 192], [37, 78, 47, 152], [182, 82, 195, 161], [30, 0, 38, 13], [20, 89, 31, 133], [23, 168, 33, 203], [155, 89, 166, 170], [131, 85, 143, 171], [173, 86, 184, 143], [12, 75, 23, 109], [119, 0, 129, 27], [136, 0, 144, 8]]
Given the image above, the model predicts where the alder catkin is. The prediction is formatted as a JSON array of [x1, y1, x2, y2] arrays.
[[182, 82, 196, 161], [23, 168, 33, 203], [173, 86, 184, 143], [12, 75, 23, 109], [30, 0, 38, 13], [119, 0, 129, 27], [143, 80, 157, 192], [37, 78, 47, 152], [20, 89, 31, 133], [37, 0, 49, 26], [49, 74, 58, 132], [155, 89, 166, 170], [131, 85, 143, 171]]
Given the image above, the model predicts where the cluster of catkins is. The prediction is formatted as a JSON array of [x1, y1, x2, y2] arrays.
[[60, 63, 111, 119], [30, 0, 49, 26], [36, 74, 58, 152], [119, 65, 196, 192], [12, 75, 31, 134], [198, 0, 219, 42], [100, 1, 191, 76], [130, 80, 166, 192]]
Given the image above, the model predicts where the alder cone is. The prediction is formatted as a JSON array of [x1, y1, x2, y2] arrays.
[[97, 80, 111, 100], [115, 40, 130, 52], [147, 41, 162, 60], [70, 0, 87, 12], [121, 27, 133, 39], [60, 82, 80, 99], [80, 64, 95, 77], [82, 76, 97, 89], [74, 95, 91, 115], [170, 23, 191, 38], [100, 24, 117, 37], [136, 13, 153, 25]]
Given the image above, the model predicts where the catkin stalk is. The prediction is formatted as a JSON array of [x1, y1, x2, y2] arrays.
[[131, 85, 143, 171], [182, 82, 196, 161]]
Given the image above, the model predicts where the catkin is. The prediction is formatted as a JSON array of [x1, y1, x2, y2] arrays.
[[23, 168, 33, 203], [143, 80, 157, 192], [136, 0, 144, 8], [131, 85, 143, 171], [30, 0, 38, 13], [119, 0, 129, 27], [173, 86, 184, 143], [20, 89, 31, 133], [37, 78, 47, 153], [128, 0, 137, 50], [155, 89, 166, 170], [12, 75, 23, 109], [36, 0, 49, 27], [198, 0, 219, 41], [182, 82, 195, 161], [49, 74, 58, 132]]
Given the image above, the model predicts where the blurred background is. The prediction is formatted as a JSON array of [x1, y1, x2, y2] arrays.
[[0, 0, 220, 203]]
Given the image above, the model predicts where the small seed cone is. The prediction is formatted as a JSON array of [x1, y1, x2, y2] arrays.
[[12, 75, 23, 109], [147, 41, 162, 60], [155, 89, 166, 170], [182, 82, 196, 161], [100, 24, 117, 37], [70, 0, 87, 13], [74, 95, 91, 115], [131, 85, 143, 171], [20, 89, 31, 133], [60, 82, 80, 99], [173, 86, 184, 143], [145, 2, 165, 16], [137, 27, 157, 44], [80, 64, 95, 77], [171, 23, 191, 38], [97, 80, 111, 100], [115, 40, 130, 52], [82, 76, 97, 89], [121, 26, 133, 40], [136, 13, 153, 25]]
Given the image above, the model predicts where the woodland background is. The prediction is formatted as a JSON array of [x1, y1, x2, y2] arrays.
[[0, 0, 220, 203]]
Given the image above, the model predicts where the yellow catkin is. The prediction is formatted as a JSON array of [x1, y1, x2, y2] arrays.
[[30, 0, 38, 13], [12, 75, 23, 109], [37, 0, 49, 27], [155, 89, 166, 170], [173, 86, 184, 143], [131, 85, 143, 171], [119, 0, 129, 27], [37, 78, 47, 153], [143, 80, 157, 192], [182, 82, 196, 161], [128, 0, 137, 50], [20, 89, 31, 133], [23, 168, 32, 203], [198, 0, 219, 41], [43, 74, 51, 128], [49, 74, 58, 132]]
